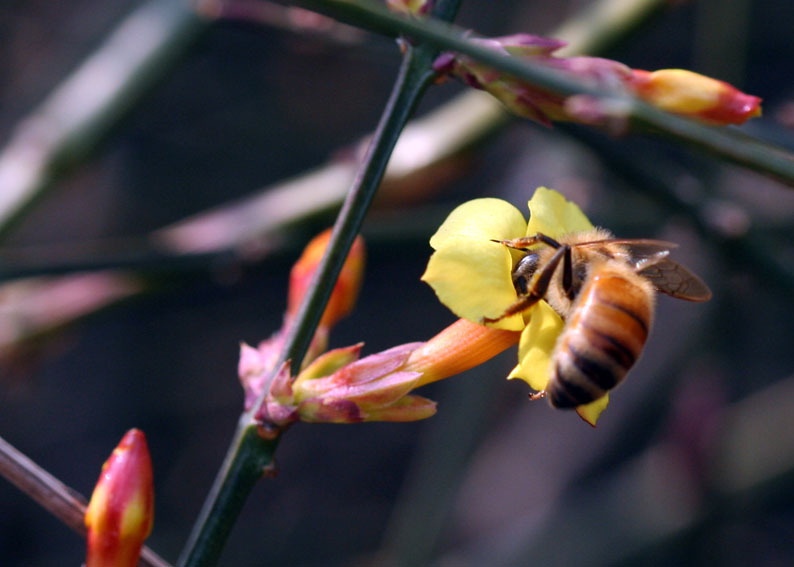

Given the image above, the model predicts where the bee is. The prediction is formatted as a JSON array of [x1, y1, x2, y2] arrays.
[[482, 228, 711, 408]]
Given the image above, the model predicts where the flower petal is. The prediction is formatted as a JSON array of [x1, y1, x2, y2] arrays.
[[576, 394, 609, 427], [423, 238, 524, 330], [295, 344, 363, 384], [526, 186, 593, 238], [507, 300, 564, 391], [429, 198, 527, 250]]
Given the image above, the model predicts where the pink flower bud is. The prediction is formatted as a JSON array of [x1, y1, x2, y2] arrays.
[[291, 343, 436, 423], [84, 429, 154, 567]]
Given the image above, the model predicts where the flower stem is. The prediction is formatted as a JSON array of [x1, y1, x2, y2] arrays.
[[279, 34, 444, 377], [177, 416, 277, 567], [296, 0, 794, 187], [177, 2, 461, 565]]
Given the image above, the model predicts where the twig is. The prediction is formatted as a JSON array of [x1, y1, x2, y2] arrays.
[[197, 0, 367, 44], [0, 0, 206, 238]]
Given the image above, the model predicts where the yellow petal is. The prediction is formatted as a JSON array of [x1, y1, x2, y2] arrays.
[[429, 198, 527, 250], [422, 238, 524, 330], [576, 394, 609, 427], [507, 300, 564, 390], [525, 187, 593, 238]]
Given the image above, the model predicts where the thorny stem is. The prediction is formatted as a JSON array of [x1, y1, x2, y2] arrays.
[[295, 0, 794, 187], [177, 2, 461, 565]]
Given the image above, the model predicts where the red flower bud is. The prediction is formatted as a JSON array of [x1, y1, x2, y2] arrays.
[[85, 429, 154, 567]]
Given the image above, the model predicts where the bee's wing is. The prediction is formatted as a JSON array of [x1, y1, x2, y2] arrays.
[[637, 258, 712, 301], [576, 238, 678, 267]]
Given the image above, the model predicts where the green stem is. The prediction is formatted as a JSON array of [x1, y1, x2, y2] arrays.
[[295, 0, 794, 187], [177, 3, 460, 565], [280, 39, 441, 375], [177, 416, 278, 567]]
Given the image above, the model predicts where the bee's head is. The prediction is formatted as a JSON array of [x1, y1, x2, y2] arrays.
[[512, 252, 540, 295]]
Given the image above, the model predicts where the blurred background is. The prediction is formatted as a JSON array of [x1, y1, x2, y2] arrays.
[[1, 0, 794, 565]]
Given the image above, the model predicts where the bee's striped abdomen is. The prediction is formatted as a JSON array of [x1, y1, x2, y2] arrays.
[[547, 266, 654, 409]]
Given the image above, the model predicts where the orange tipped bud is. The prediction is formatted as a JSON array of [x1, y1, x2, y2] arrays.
[[85, 429, 154, 567], [629, 69, 762, 125], [287, 229, 366, 329]]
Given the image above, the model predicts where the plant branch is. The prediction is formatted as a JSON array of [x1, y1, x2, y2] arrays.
[[293, 0, 794, 187], [278, 37, 442, 376], [176, 417, 278, 567]]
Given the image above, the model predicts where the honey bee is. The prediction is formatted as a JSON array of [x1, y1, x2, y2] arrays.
[[482, 228, 711, 408]]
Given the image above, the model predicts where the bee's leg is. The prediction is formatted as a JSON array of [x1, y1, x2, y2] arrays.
[[481, 244, 568, 324], [528, 390, 547, 401], [491, 233, 562, 251], [481, 294, 543, 324], [562, 245, 575, 300]]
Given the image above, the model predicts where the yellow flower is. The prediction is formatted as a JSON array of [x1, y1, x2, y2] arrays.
[[422, 187, 609, 426]]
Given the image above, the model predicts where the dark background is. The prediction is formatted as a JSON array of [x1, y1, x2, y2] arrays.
[[1, 0, 794, 565]]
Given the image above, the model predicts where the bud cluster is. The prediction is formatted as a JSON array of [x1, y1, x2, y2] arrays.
[[434, 34, 761, 126]]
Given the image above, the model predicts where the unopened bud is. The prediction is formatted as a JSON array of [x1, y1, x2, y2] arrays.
[[85, 429, 154, 567], [629, 69, 762, 125], [287, 229, 365, 329]]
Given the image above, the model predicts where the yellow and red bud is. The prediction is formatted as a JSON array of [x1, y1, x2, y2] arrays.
[[287, 229, 365, 330], [85, 429, 154, 567], [403, 318, 520, 387], [629, 69, 762, 125]]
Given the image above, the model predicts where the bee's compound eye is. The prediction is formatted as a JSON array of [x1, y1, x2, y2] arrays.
[[513, 253, 540, 295]]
